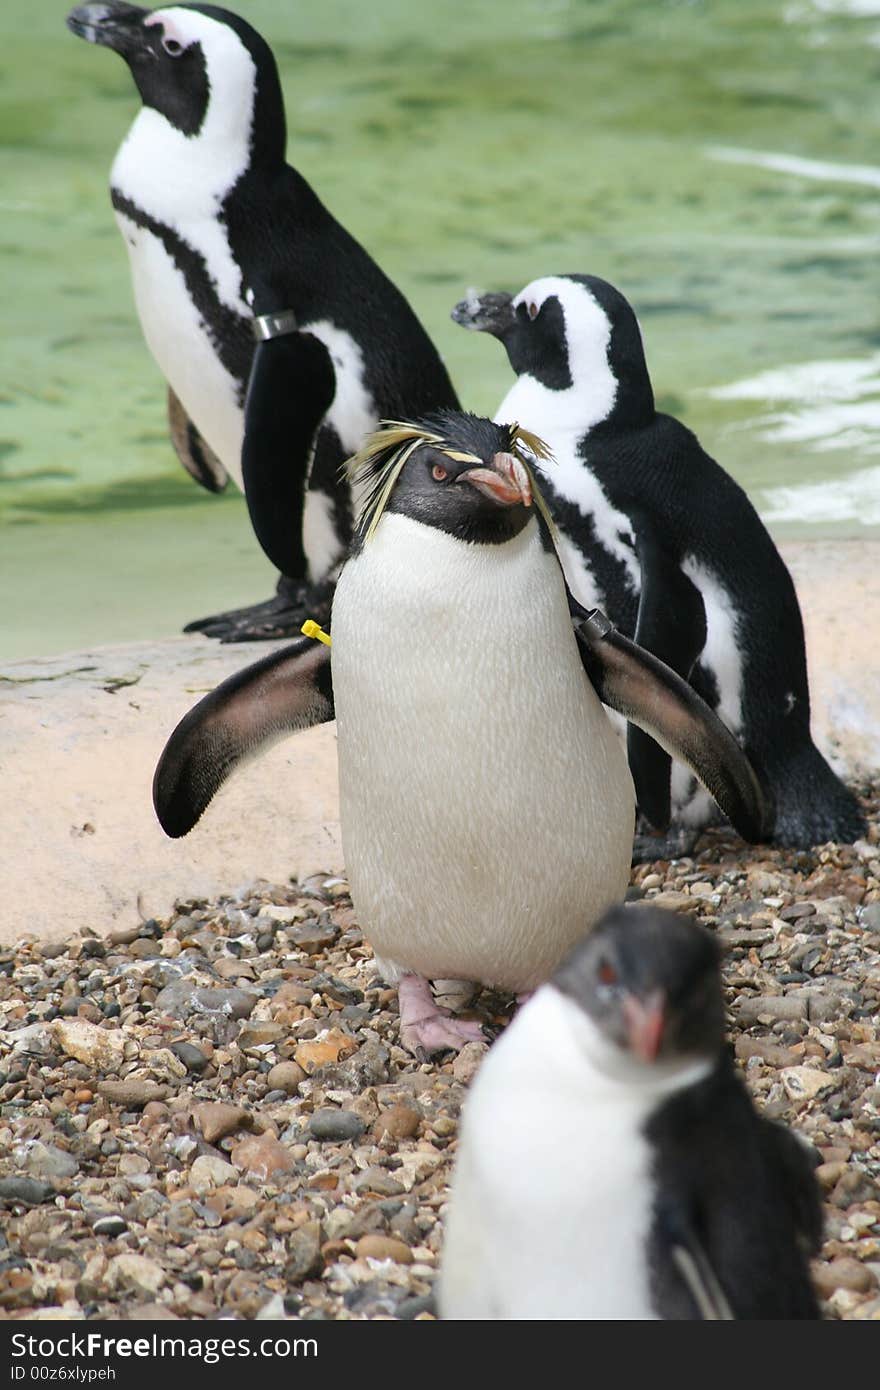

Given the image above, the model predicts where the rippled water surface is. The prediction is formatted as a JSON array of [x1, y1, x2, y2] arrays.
[[2, 0, 879, 658]]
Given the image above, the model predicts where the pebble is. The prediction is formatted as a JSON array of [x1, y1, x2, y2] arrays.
[[0, 1178, 56, 1206], [373, 1105, 421, 1142], [169, 1042, 209, 1073], [53, 1018, 126, 1072], [190, 1155, 239, 1192], [780, 1066, 836, 1102], [106, 1254, 166, 1297], [355, 1235, 414, 1265], [17, 1140, 79, 1181], [266, 1061, 306, 1094], [153, 981, 256, 1021], [229, 1133, 297, 1180], [97, 1079, 169, 1108], [309, 1109, 366, 1143], [193, 1103, 250, 1145], [452, 1041, 487, 1084]]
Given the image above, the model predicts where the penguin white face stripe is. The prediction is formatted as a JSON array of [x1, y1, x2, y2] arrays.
[[110, 8, 257, 318], [513, 275, 620, 431]]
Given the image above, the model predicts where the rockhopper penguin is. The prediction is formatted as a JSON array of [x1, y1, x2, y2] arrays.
[[453, 274, 865, 851], [439, 904, 822, 1320], [152, 411, 766, 1053], [66, 2, 459, 641]]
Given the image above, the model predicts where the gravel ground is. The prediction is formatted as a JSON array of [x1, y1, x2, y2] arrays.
[[1, 786, 879, 1322]]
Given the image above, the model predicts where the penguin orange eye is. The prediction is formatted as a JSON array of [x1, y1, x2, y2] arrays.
[[598, 961, 618, 986], [432, 464, 448, 482], [162, 36, 184, 56], [527, 301, 539, 320]]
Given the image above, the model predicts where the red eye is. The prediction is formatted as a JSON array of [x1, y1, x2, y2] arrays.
[[432, 463, 448, 481], [527, 301, 539, 320], [598, 961, 618, 987]]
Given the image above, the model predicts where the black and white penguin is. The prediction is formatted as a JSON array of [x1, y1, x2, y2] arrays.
[[67, 2, 458, 641], [453, 275, 865, 850], [152, 412, 766, 1052], [439, 904, 822, 1320]]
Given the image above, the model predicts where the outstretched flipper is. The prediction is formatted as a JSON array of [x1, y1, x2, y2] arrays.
[[628, 526, 707, 830], [153, 637, 333, 837], [167, 388, 228, 494], [185, 323, 338, 642], [573, 606, 768, 843]]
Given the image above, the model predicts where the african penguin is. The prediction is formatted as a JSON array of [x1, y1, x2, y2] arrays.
[[67, 2, 458, 641], [439, 904, 822, 1320], [152, 411, 766, 1054], [453, 274, 865, 851]]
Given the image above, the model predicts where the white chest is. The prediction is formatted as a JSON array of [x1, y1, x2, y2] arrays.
[[440, 990, 676, 1319], [330, 516, 634, 990], [115, 207, 246, 485]]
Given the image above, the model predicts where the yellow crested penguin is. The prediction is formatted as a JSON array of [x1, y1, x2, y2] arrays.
[[153, 412, 766, 1052]]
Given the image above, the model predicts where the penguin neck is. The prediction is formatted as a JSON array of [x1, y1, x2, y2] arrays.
[[507, 988, 714, 1108]]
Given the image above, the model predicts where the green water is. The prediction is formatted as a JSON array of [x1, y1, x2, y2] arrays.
[[2, 0, 880, 659]]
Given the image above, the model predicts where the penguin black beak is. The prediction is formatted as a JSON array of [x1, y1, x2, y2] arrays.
[[67, 2, 149, 55], [622, 989, 666, 1062], [458, 451, 532, 508], [451, 290, 516, 338]]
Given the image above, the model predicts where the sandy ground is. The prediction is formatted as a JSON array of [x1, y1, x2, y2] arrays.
[[3, 539, 879, 945]]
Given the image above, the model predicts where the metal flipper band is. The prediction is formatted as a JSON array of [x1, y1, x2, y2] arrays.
[[581, 607, 615, 640], [253, 310, 299, 342]]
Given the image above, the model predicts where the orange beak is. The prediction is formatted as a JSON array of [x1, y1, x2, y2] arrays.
[[458, 451, 532, 508]]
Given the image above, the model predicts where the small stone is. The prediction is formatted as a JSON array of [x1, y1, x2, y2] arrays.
[[780, 1066, 835, 1102], [452, 1041, 488, 1084], [237, 1021, 286, 1050], [266, 1061, 306, 1094], [309, 1108, 366, 1143], [190, 1155, 238, 1192], [170, 1042, 209, 1073], [107, 1253, 166, 1297], [288, 921, 338, 953], [230, 1132, 297, 1180], [17, 1140, 79, 1181], [153, 981, 257, 1021], [53, 1018, 126, 1072], [294, 1030, 358, 1073], [737, 996, 808, 1024], [816, 1161, 849, 1190], [193, 1102, 250, 1145], [352, 1167, 407, 1198], [0, 1178, 56, 1206], [92, 1215, 128, 1237], [98, 1079, 170, 1108], [373, 1105, 421, 1142], [814, 1258, 877, 1298], [355, 1234, 413, 1264], [284, 1221, 324, 1283]]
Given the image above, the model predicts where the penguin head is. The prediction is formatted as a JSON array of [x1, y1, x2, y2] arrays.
[[552, 905, 724, 1073], [453, 274, 655, 429], [348, 412, 555, 547], [67, 3, 285, 158]]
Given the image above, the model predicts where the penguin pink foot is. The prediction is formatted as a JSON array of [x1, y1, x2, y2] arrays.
[[397, 975, 485, 1056]]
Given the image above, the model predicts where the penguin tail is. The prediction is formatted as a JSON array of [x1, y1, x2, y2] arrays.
[[763, 741, 866, 849]]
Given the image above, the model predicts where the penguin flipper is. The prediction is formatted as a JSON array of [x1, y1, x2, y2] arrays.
[[628, 528, 707, 830], [153, 637, 333, 838], [572, 605, 768, 843], [654, 1203, 735, 1320], [242, 331, 338, 579], [167, 388, 229, 494]]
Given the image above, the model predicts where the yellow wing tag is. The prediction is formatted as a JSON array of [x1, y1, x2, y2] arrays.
[[301, 619, 332, 647]]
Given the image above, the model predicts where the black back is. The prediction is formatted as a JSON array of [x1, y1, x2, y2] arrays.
[[647, 1052, 822, 1319]]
